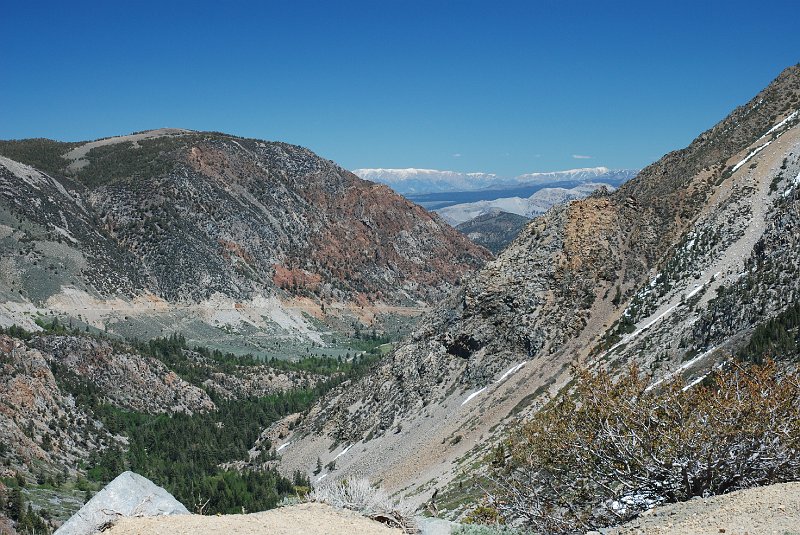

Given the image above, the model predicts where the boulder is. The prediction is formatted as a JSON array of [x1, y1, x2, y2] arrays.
[[55, 472, 188, 535]]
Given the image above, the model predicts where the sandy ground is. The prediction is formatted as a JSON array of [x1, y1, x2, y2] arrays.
[[104, 502, 403, 535], [608, 482, 800, 535]]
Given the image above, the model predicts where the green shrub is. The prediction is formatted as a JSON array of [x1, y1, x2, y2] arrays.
[[452, 524, 530, 535]]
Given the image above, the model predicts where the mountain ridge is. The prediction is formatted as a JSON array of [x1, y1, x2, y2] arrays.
[[0, 131, 490, 351]]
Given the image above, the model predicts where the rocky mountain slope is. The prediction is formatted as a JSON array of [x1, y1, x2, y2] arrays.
[[0, 334, 119, 480], [454, 211, 530, 253], [33, 335, 215, 414], [275, 64, 800, 506], [0, 132, 489, 351]]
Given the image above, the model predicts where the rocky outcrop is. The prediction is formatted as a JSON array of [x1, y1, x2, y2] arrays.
[[0, 335, 116, 479], [54, 471, 188, 535], [202, 365, 321, 400], [455, 211, 530, 253], [33, 335, 214, 414]]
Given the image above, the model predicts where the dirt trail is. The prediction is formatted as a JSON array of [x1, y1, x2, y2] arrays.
[[609, 481, 800, 535], [104, 502, 403, 535]]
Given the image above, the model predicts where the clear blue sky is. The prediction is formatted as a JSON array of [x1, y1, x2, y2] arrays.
[[1, 0, 798, 176]]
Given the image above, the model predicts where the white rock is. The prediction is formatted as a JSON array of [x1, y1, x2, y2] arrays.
[[54, 471, 188, 535]]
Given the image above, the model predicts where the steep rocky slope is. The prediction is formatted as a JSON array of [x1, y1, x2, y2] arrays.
[[276, 64, 800, 505], [455, 211, 530, 253], [0, 133, 489, 350], [0, 335, 118, 480], [32, 335, 214, 414]]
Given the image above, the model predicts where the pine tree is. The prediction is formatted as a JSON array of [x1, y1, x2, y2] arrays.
[[313, 457, 322, 476]]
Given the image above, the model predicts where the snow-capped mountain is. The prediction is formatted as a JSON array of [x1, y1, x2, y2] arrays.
[[352, 166, 637, 195], [514, 167, 636, 185], [352, 168, 501, 194]]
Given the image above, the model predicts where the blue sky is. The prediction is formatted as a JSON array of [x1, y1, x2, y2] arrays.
[[1, 1, 798, 176]]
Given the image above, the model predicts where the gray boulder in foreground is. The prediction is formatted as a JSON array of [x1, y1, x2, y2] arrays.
[[55, 471, 189, 535]]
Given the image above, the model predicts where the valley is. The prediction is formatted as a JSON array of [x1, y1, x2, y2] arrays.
[[274, 63, 800, 519], [0, 25, 798, 535]]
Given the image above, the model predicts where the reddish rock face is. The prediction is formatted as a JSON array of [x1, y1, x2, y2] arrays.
[[304, 177, 491, 302], [180, 139, 491, 304]]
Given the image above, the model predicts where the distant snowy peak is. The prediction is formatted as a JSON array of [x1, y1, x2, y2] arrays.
[[353, 167, 637, 194], [352, 168, 500, 194], [514, 167, 636, 184]]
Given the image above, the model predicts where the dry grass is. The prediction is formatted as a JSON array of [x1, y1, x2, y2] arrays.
[[310, 478, 417, 533]]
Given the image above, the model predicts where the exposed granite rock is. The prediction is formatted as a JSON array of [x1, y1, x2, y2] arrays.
[[201, 366, 320, 400], [54, 471, 188, 535]]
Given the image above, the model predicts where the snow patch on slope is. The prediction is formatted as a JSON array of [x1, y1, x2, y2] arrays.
[[732, 141, 772, 173], [496, 362, 526, 383], [461, 387, 487, 406]]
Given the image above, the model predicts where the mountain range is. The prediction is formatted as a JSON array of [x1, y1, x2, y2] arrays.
[[437, 182, 614, 225], [354, 167, 637, 252], [352, 166, 636, 195]]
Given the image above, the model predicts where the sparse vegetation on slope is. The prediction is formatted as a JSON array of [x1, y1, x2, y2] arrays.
[[739, 301, 800, 363], [484, 361, 800, 533], [0, 138, 81, 177]]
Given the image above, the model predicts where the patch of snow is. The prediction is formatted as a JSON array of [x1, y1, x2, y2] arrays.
[[645, 346, 718, 392], [784, 170, 800, 198], [315, 474, 328, 483], [686, 284, 704, 299], [608, 304, 678, 354], [333, 444, 352, 461], [731, 141, 771, 173], [496, 362, 526, 383], [761, 110, 799, 139], [682, 374, 709, 391], [276, 442, 291, 452], [461, 387, 487, 406]]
